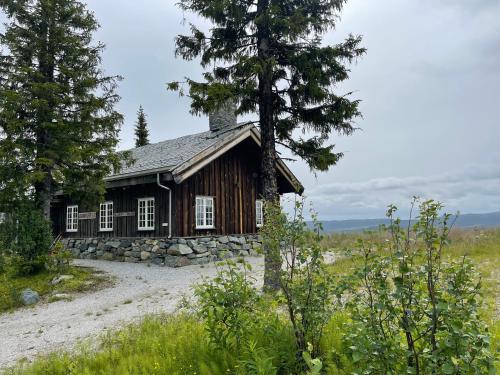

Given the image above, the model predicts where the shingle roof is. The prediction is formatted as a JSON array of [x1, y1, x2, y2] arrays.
[[107, 124, 251, 180]]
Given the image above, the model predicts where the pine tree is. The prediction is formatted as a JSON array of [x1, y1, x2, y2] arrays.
[[0, 0, 125, 219], [134, 105, 150, 148], [168, 0, 366, 290]]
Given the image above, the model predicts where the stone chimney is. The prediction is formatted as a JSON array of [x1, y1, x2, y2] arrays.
[[209, 100, 237, 132]]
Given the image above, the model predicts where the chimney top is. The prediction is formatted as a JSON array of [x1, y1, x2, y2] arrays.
[[209, 100, 237, 132]]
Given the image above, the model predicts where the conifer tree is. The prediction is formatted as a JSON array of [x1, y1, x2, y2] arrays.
[[134, 105, 150, 148], [168, 0, 366, 290], [0, 0, 124, 219]]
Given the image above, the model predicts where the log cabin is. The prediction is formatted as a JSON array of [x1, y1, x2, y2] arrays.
[[51, 105, 303, 244]]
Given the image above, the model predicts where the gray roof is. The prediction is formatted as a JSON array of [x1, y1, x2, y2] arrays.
[[108, 124, 250, 180]]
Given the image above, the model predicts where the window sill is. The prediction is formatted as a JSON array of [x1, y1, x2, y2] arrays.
[[99, 229, 114, 232], [138, 228, 155, 231], [196, 226, 216, 230], [66, 230, 78, 233]]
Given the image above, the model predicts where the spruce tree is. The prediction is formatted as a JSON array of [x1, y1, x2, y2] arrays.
[[134, 105, 150, 148], [0, 0, 124, 219], [168, 0, 366, 290]]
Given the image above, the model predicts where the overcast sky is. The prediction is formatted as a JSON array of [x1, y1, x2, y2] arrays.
[[6, 0, 500, 220]]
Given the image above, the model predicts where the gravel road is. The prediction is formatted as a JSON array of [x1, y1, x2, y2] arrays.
[[0, 257, 265, 369]]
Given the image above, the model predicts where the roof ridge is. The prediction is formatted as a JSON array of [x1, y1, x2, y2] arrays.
[[126, 122, 252, 152]]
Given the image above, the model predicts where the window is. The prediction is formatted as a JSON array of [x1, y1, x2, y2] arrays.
[[256, 200, 264, 228], [66, 205, 78, 232], [99, 201, 113, 232], [196, 196, 215, 229], [138, 198, 155, 230]]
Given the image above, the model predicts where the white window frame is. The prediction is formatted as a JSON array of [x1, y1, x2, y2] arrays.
[[138, 197, 155, 231], [256, 200, 264, 228], [195, 196, 215, 230], [66, 205, 78, 233], [99, 201, 113, 232]]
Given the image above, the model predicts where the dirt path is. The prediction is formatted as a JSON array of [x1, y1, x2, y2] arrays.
[[0, 257, 265, 369]]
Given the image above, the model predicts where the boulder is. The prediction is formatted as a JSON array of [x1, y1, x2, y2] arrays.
[[218, 250, 234, 260], [50, 275, 74, 285], [167, 244, 193, 256], [20, 289, 39, 305], [228, 243, 242, 251], [192, 244, 208, 254], [140, 251, 151, 261], [164, 255, 191, 268], [187, 252, 211, 259], [191, 256, 213, 265], [187, 239, 198, 248], [228, 236, 245, 245], [207, 241, 217, 248], [105, 241, 121, 249], [151, 257, 165, 266], [120, 239, 133, 248], [218, 236, 229, 244]]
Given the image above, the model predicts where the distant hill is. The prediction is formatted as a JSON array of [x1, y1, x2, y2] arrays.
[[316, 212, 500, 233]]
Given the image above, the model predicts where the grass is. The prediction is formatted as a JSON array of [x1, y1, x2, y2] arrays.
[[0, 262, 111, 313], [4, 314, 300, 375], [3, 228, 499, 374], [324, 227, 500, 369]]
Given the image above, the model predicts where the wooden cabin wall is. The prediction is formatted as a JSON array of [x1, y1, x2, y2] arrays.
[[52, 183, 172, 238], [173, 140, 262, 237], [51, 138, 297, 239]]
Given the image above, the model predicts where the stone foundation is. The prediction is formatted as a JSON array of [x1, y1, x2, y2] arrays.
[[62, 235, 262, 267]]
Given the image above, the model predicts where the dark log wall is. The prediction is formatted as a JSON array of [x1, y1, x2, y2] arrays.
[[173, 139, 263, 237], [52, 183, 172, 238], [52, 138, 296, 239]]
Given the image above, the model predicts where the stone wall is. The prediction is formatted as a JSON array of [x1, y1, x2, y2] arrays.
[[62, 235, 262, 267]]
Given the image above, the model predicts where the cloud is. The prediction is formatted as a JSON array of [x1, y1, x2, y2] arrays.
[[303, 158, 500, 220]]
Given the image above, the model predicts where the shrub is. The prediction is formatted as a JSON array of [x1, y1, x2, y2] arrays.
[[2, 202, 52, 275], [342, 199, 495, 374], [194, 259, 260, 352], [194, 259, 298, 373], [46, 241, 72, 274], [261, 200, 336, 365]]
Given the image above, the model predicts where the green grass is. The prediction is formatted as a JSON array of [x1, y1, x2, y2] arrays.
[[324, 228, 500, 370], [4, 229, 498, 374], [4, 314, 298, 375], [0, 263, 111, 313]]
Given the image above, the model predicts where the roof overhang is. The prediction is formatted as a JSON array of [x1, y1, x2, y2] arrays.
[[100, 124, 303, 194], [172, 126, 304, 194]]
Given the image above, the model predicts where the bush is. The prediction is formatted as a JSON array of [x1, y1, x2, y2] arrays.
[[46, 241, 72, 274], [194, 259, 298, 374], [261, 200, 336, 364], [192, 200, 340, 373], [342, 199, 495, 374], [2, 202, 53, 275]]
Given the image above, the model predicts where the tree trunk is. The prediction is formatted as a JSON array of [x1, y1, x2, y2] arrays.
[[35, 172, 52, 220], [34, 2, 55, 221], [257, 0, 281, 292]]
